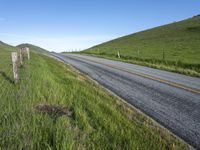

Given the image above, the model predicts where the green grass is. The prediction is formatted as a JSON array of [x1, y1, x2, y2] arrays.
[[82, 16, 200, 77], [0, 43, 189, 149]]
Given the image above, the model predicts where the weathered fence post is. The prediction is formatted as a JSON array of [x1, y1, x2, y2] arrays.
[[137, 49, 140, 58], [11, 52, 19, 83], [27, 48, 30, 60], [117, 51, 121, 59], [19, 49, 23, 65], [21, 47, 30, 60], [162, 49, 165, 60]]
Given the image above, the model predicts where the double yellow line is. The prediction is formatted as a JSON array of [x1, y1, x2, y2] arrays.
[[73, 55, 200, 94]]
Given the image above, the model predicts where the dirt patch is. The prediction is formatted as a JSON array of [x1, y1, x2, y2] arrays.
[[35, 104, 73, 118], [77, 75, 86, 82]]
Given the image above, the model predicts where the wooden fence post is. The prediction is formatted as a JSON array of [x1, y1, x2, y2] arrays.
[[117, 51, 121, 59], [19, 49, 23, 65], [11, 52, 19, 83], [137, 49, 140, 58], [27, 48, 30, 60], [21, 47, 30, 60], [162, 49, 165, 60]]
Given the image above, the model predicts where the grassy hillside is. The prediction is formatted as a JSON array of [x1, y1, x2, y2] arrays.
[[83, 16, 200, 77], [0, 42, 189, 149], [17, 43, 49, 54]]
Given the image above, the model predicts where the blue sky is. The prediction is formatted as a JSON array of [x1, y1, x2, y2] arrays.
[[0, 0, 199, 52]]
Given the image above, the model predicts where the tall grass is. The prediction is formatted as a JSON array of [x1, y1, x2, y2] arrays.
[[0, 46, 188, 149]]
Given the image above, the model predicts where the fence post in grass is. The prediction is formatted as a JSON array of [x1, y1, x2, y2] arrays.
[[117, 51, 121, 59], [26, 47, 30, 60], [162, 49, 165, 60], [19, 49, 23, 65], [21, 47, 30, 60], [24, 47, 30, 60], [137, 49, 140, 58], [11, 52, 19, 83]]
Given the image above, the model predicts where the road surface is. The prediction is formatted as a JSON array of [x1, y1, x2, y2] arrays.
[[52, 53, 200, 149]]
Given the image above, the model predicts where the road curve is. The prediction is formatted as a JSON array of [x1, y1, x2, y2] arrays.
[[52, 53, 200, 149]]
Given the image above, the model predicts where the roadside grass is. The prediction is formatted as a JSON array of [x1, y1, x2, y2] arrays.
[[0, 45, 189, 149], [81, 16, 200, 77], [78, 52, 200, 77]]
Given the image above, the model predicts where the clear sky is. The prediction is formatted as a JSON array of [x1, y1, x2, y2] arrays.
[[0, 0, 199, 52]]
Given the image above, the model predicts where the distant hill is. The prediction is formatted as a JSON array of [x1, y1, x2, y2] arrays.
[[17, 43, 49, 54], [0, 41, 18, 52], [0, 41, 49, 55], [84, 16, 200, 65]]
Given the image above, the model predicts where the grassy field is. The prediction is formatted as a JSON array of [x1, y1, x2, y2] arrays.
[[82, 15, 200, 77], [0, 42, 189, 149]]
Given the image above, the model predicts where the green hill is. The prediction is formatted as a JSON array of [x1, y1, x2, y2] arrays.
[[0, 41, 19, 75], [0, 42, 188, 149], [0, 41, 18, 51], [83, 16, 200, 77], [17, 43, 49, 54]]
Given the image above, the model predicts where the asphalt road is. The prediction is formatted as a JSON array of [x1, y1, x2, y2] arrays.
[[52, 53, 200, 149]]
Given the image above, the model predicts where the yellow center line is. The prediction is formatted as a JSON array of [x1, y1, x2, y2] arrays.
[[73, 55, 200, 94]]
